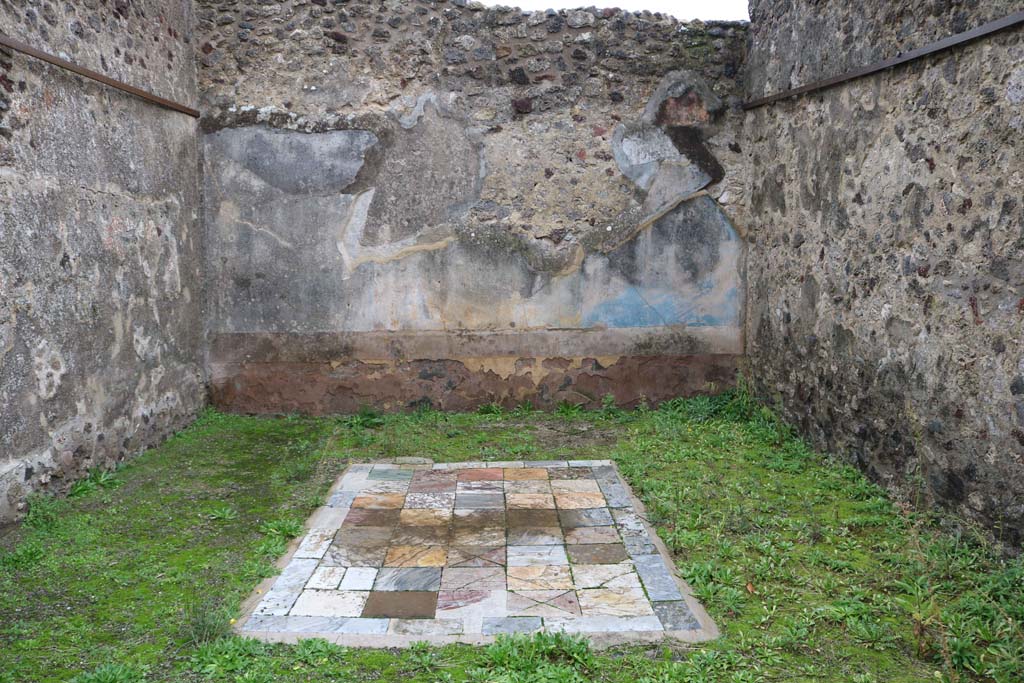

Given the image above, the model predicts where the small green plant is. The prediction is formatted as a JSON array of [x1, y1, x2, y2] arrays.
[[69, 663, 146, 683], [481, 632, 594, 673], [181, 599, 232, 647], [347, 405, 384, 429], [292, 637, 344, 666], [555, 400, 583, 419], [258, 518, 304, 539], [207, 504, 238, 521], [408, 640, 442, 671], [477, 402, 504, 416], [68, 478, 98, 498], [89, 469, 120, 489], [23, 493, 65, 531], [191, 637, 267, 678], [511, 400, 535, 416]]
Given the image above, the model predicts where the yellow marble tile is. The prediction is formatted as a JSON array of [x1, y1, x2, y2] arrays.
[[399, 509, 451, 526], [554, 492, 607, 510], [577, 587, 654, 617], [352, 493, 406, 509], [507, 493, 556, 509], [384, 545, 448, 567], [507, 565, 573, 590]]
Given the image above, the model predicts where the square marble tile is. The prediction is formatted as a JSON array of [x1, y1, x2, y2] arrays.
[[507, 493, 556, 509], [383, 545, 447, 567], [362, 591, 437, 618], [398, 509, 451, 526], [343, 508, 401, 527], [404, 492, 456, 509], [577, 587, 655, 617], [290, 590, 368, 617], [458, 480, 504, 493], [508, 589, 581, 617], [453, 509, 506, 528], [451, 526, 505, 546], [338, 567, 377, 591], [504, 468, 549, 481], [564, 525, 620, 545], [506, 565, 573, 590], [455, 492, 505, 509], [446, 545, 506, 568], [352, 493, 406, 509], [458, 468, 503, 481], [306, 566, 346, 590], [507, 545, 569, 566], [554, 492, 608, 510], [503, 480, 552, 494], [507, 526, 563, 545], [507, 509, 560, 527], [546, 467, 593, 480], [440, 566, 506, 590], [390, 525, 449, 546], [558, 508, 614, 528], [566, 543, 629, 564], [373, 567, 442, 591], [571, 564, 641, 589], [550, 479, 602, 494]]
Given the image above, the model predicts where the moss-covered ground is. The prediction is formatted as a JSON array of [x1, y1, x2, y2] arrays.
[[1, 393, 1021, 683]]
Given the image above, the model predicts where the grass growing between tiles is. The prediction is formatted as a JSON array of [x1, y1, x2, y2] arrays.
[[0, 393, 1020, 683]]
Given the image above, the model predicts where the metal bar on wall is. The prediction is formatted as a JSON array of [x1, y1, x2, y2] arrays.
[[743, 10, 1024, 110], [0, 32, 200, 118]]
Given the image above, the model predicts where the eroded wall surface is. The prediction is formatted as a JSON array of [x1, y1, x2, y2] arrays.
[[0, 1, 205, 520], [198, 1, 748, 411], [744, 1, 1024, 543]]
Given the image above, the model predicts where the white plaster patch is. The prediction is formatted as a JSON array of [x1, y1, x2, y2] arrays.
[[32, 340, 67, 400]]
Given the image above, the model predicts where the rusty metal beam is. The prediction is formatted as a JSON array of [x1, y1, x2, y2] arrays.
[[0, 32, 199, 118], [743, 10, 1024, 110]]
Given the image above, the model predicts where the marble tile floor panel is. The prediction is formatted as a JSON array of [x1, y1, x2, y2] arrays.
[[238, 460, 717, 646]]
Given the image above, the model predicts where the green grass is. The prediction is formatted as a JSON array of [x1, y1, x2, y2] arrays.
[[0, 395, 1021, 683]]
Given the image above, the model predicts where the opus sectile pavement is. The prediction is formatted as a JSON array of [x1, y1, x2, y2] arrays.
[[238, 460, 717, 646]]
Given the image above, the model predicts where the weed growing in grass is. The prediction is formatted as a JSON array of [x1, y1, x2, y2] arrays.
[[347, 405, 385, 429], [258, 518, 304, 539], [68, 664, 147, 683], [477, 402, 504, 416], [207, 504, 238, 521], [555, 400, 584, 419], [292, 638, 345, 667], [182, 598, 233, 646], [22, 493, 66, 531]]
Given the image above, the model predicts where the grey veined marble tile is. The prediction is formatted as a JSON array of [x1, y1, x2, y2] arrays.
[[633, 554, 684, 601], [373, 567, 442, 591], [653, 600, 700, 630], [482, 616, 543, 635]]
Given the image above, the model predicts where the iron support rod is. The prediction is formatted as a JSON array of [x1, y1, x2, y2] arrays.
[[743, 11, 1024, 110], [0, 31, 199, 118]]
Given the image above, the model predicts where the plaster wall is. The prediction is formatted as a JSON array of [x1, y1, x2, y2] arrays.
[[743, 0, 1024, 543], [197, 1, 749, 411], [0, 0, 205, 521]]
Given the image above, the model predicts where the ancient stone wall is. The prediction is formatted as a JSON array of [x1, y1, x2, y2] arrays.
[[743, 0, 1024, 543], [0, 1, 205, 521], [196, 1, 749, 412]]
